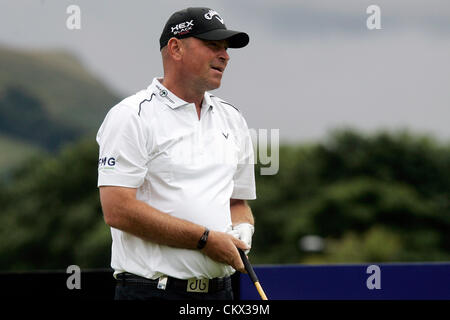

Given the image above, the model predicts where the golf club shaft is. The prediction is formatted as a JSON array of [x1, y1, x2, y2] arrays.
[[238, 248, 268, 300]]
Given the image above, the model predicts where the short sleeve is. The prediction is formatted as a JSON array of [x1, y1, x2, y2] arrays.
[[231, 116, 257, 200], [96, 104, 149, 188]]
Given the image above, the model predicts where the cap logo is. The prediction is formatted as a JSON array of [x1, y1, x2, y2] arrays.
[[204, 10, 224, 24], [171, 20, 194, 35]]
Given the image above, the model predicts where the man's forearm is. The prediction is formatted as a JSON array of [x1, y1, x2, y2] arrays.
[[100, 187, 205, 249], [230, 199, 254, 226]]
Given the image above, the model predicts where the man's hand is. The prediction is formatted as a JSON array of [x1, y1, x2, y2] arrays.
[[227, 223, 254, 255], [201, 230, 249, 273]]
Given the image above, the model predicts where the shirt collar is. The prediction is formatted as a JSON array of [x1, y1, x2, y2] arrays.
[[148, 78, 215, 110], [149, 78, 188, 109], [203, 92, 214, 110]]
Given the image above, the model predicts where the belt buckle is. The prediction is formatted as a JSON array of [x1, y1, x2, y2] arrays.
[[187, 278, 209, 293], [157, 276, 168, 290]]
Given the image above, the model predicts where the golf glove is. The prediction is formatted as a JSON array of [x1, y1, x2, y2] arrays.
[[228, 223, 254, 254]]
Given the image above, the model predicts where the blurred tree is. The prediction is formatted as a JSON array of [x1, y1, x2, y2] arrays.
[[0, 137, 109, 270], [0, 128, 449, 271], [251, 129, 450, 264]]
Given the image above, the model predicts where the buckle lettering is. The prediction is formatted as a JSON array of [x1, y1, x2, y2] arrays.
[[187, 278, 209, 293]]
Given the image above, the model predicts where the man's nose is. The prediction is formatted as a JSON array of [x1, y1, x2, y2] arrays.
[[219, 49, 230, 63]]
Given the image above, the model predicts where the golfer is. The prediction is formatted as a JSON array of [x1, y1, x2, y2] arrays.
[[96, 7, 256, 300]]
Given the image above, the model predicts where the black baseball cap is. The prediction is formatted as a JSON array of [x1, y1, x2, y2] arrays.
[[159, 7, 249, 50]]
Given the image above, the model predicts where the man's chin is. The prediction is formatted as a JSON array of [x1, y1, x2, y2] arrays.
[[207, 78, 222, 91]]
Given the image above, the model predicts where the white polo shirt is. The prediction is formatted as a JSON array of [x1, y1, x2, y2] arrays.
[[97, 78, 256, 280]]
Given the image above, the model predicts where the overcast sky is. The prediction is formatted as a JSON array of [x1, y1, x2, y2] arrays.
[[1, 0, 449, 143]]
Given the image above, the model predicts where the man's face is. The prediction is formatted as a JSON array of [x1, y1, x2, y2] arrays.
[[180, 37, 230, 91]]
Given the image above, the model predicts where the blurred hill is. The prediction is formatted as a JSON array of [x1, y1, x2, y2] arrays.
[[0, 135, 43, 170], [0, 46, 119, 175]]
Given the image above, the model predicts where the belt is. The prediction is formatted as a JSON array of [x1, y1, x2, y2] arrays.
[[116, 272, 231, 294]]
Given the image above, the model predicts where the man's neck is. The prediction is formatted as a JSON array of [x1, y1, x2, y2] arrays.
[[161, 77, 204, 110]]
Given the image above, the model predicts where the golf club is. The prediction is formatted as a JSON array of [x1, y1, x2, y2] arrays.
[[238, 248, 268, 300]]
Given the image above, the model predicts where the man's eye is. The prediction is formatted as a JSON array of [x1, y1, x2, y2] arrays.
[[207, 41, 227, 50]]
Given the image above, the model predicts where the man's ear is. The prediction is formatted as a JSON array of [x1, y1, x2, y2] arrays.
[[167, 38, 184, 61]]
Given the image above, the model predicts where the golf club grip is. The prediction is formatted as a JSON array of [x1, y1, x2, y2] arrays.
[[238, 248, 259, 283]]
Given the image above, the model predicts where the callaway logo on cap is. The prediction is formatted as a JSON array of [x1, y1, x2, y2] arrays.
[[159, 7, 249, 50]]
